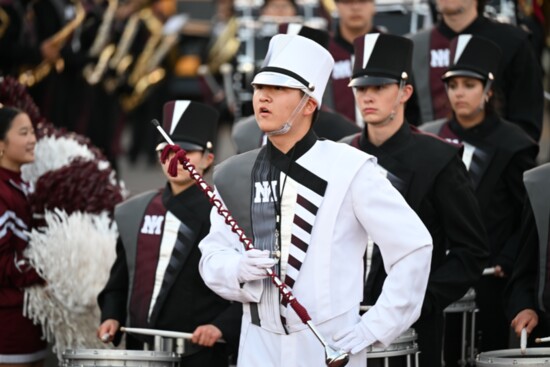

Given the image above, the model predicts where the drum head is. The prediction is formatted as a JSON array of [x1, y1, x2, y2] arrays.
[[477, 348, 550, 366]]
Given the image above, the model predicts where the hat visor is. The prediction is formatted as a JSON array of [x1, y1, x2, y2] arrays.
[[252, 71, 307, 91], [156, 141, 205, 152], [442, 70, 486, 81], [348, 76, 399, 87]]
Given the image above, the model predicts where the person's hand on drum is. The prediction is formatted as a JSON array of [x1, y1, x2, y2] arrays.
[[493, 265, 506, 278], [191, 324, 222, 347], [511, 309, 539, 337], [97, 319, 120, 343], [332, 320, 376, 354]]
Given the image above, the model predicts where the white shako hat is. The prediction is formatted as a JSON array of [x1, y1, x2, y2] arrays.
[[251, 34, 335, 109]]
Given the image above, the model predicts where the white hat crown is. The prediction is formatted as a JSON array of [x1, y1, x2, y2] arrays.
[[252, 34, 334, 108]]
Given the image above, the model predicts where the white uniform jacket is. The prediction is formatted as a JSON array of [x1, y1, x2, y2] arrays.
[[199, 138, 432, 366]]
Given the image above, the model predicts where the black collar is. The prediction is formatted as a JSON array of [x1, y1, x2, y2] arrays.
[[437, 15, 485, 39], [267, 128, 318, 166], [333, 25, 355, 54], [448, 112, 500, 140], [162, 183, 207, 222], [359, 121, 411, 156], [265, 129, 327, 197]]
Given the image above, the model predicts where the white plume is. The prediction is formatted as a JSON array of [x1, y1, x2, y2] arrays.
[[23, 209, 118, 358]]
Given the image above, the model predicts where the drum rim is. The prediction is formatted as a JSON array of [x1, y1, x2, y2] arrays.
[[62, 349, 180, 362], [367, 346, 419, 359], [477, 348, 550, 363]]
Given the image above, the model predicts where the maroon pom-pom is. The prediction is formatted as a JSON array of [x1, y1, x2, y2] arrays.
[[30, 159, 124, 221]]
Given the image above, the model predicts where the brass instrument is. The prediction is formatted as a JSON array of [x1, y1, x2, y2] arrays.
[[0, 8, 9, 40], [320, 0, 337, 17], [82, 0, 119, 84], [102, 9, 153, 93], [206, 17, 240, 73], [18, 1, 86, 87], [88, 0, 118, 57], [83, 43, 116, 85], [120, 14, 185, 111], [126, 8, 163, 87]]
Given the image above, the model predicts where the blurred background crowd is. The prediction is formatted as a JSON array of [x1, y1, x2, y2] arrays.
[[1, 0, 549, 196]]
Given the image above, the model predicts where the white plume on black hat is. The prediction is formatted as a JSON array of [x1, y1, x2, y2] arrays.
[[349, 33, 413, 87], [442, 34, 502, 82], [160, 100, 219, 152]]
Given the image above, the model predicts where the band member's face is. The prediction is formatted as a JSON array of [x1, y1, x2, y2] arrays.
[[354, 83, 400, 126], [336, 0, 375, 33], [0, 113, 36, 170], [446, 76, 486, 121], [160, 150, 209, 187], [253, 84, 304, 132], [261, 0, 296, 17], [436, 0, 475, 16]]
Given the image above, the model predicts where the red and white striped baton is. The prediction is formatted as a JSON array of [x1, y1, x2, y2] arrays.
[[152, 119, 349, 367]]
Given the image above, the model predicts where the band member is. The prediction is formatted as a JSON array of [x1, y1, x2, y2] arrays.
[[231, 24, 360, 154], [97, 101, 241, 367], [421, 34, 539, 353], [407, 0, 543, 142], [0, 106, 47, 366], [198, 33, 433, 367], [329, 0, 381, 123], [342, 33, 489, 367], [505, 163, 550, 343]]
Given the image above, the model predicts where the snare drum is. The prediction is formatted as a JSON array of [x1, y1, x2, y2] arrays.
[[62, 349, 180, 367], [366, 328, 419, 367], [476, 348, 550, 366]]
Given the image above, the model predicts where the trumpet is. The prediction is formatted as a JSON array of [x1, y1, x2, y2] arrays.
[[18, 0, 86, 87]]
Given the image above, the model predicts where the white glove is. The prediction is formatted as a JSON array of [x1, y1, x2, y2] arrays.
[[237, 249, 277, 283], [332, 321, 375, 354]]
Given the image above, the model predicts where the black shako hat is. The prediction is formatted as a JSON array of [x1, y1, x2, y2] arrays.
[[159, 100, 219, 152], [278, 23, 330, 50], [349, 33, 412, 87], [442, 34, 501, 82]]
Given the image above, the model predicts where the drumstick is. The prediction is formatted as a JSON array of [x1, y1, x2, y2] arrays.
[[520, 328, 527, 354], [359, 305, 372, 312], [535, 336, 550, 343], [482, 267, 495, 275], [100, 333, 110, 342], [120, 326, 226, 343], [121, 327, 193, 340]]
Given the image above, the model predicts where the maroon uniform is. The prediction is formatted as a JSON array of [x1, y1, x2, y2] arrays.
[[0, 167, 46, 362]]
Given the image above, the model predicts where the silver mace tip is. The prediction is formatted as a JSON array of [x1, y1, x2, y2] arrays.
[[325, 346, 350, 367]]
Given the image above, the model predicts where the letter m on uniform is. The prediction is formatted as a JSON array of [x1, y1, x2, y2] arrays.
[[141, 215, 164, 234], [254, 181, 277, 203], [430, 49, 450, 68]]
